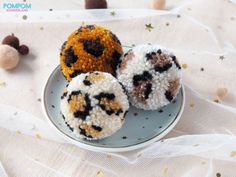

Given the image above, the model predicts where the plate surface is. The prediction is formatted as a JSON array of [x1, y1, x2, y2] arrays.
[[42, 66, 185, 152]]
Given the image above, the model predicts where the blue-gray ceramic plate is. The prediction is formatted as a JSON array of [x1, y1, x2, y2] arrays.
[[42, 66, 185, 153]]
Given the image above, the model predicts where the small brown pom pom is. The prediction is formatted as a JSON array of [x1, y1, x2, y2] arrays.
[[85, 0, 107, 9], [18, 45, 29, 55], [2, 34, 20, 50]]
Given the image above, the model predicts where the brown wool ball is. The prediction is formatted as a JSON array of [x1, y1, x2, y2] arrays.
[[0, 45, 19, 70], [2, 34, 20, 50], [85, 0, 107, 9], [149, 0, 166, 10], [18, 45, 29, 55]]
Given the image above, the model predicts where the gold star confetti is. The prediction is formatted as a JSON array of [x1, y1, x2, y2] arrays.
[[230, 151, 236, 157], [110, 11, 116, 16], [164, 167, 168, 174], [35, 133, 41, 139], [145, 23, 154, 32], [22, 15, 28, 20], [106, 155, 112, 159], [16, 130, 22, 134], [96, 170, 104, 177], [0, 81, 6, 87], [190, 103, 195, 107], [219, 55, 224, 60], [181, 63, 188, 69], [137, 153, 142, 158], [201, 161, 206, 165]]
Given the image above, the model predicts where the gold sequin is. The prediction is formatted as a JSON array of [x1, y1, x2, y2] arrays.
[[137, 153, 142, 157], [164, 167, 168, 174], [22, 15, 27, 20], [106, 155, 112, 159], [0, 81, 6, 87], [219, 55, 224, 60], [190, 103, 195, 107], [182, 63, 188, 69], [96, 170, 104, 177], [230, 151, 236, 157], [35, 133, 41, 139], [110, 11, 116, 16]]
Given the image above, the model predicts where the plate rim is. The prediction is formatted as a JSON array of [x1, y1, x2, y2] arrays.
[[41, 65, 185, 153]]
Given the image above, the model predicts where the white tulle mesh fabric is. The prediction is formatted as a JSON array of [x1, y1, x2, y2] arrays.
[[1, 0, 236, 176]]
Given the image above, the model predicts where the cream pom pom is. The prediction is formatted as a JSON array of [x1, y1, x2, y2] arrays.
[[0, 44, 19, 70], [149, 0, 166, 10], [216, 87, 228, 98]]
